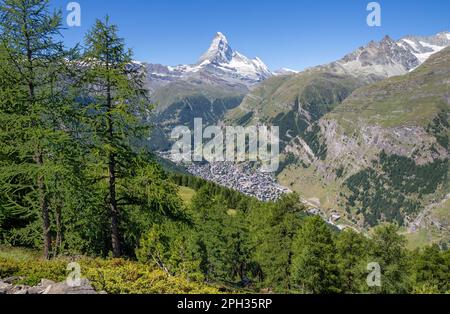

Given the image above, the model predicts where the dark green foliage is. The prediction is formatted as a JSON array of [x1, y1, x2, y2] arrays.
[[411, 245, 450, 293], [272, 111, 309, 145], [369, 225, 411, 294], [290, 216, 341, 294], [335, 166, 345, 178], [427, 111, 449, 150], [271, 112, 327, 159], [247, 193, 306, 291], [171, 173, 252, 210], [335, 230, 371, 293], [344, 152, 447, 226], [276, 152, 300, 175], [302, 124, 328, 160], [0, 0, 78, 258], [192, 188, 252, 283], [136, 220, 203, 281], [0, 4, 184, 259], [379, 152, 448, 195]]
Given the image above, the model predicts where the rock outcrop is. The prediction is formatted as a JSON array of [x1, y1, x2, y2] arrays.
[[0, 277, 103, 294]]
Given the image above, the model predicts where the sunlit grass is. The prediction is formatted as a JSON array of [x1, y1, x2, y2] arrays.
[[0, 245, 40, 262], [178, 186, 196, 205]]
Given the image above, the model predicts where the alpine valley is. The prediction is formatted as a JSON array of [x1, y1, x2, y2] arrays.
[[149, 31, 450, 247], [2, 0, 450, 295]]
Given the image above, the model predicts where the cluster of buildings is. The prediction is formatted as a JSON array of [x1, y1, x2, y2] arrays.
[[157, 151, 290, 201], [186, 162, 291, 202]]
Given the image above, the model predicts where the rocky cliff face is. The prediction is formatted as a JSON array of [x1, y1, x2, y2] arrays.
[[331, 31, 450, 79]]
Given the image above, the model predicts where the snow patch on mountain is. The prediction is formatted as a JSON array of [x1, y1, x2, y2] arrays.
[[274, 68, 299, 76]]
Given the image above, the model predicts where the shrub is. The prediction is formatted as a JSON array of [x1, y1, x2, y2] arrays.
[[0, 256, 219, 294]]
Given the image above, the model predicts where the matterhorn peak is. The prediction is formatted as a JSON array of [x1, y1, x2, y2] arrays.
[[214, 32, 228, 44], [148, 31, 272, 89], [198, 32, 233, 64]]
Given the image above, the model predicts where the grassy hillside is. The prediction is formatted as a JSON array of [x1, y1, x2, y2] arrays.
[[226, 69, 365, 129], [178, 186, 196, 205]]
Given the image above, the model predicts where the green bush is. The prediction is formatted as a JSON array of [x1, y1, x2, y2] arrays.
[[0, 256, 219, 294]]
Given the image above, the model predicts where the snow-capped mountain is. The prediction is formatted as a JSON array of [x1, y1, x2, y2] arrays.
[[398, 31, 450, 64], [147, 32, 272, 91], [331, 31, 450, 78]]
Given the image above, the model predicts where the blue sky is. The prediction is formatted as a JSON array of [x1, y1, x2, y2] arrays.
[[53, 0, 450, 71]]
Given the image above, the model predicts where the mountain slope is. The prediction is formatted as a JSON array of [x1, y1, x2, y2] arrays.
[[278, 47, 449, 238], [225, 69, 366, 150]]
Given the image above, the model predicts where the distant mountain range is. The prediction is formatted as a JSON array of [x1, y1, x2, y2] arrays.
[[144, 32, 274, 149], [145, 31, 450, 92], [330, 31, 450, 78]]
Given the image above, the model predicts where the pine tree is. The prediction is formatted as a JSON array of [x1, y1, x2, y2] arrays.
[[335, 229, 370, 293], [0, 0, 75, 259], [78, 17, 150, 257], [411, 245, 449, 293], [248, 193, 305, 291], [369, 224, 411, 293], [290, 216, 341, 294], [192, 188, 250, 282]]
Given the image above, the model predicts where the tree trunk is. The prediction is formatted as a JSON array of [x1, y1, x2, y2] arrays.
[[34, 152, 52, 260], [108, 153, 121, 257], [55, 203, 62, 254], [106, 59, 121, 257], [23, 10, 52, 260]]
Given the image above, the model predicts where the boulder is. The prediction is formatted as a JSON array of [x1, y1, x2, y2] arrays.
[[0, 281, 13, 294], [0, 278, 101, 294], [43, 278, 97, 295]]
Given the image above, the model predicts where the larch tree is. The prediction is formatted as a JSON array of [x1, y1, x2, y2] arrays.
[[0, 0, 76, 259], [78, 17, 150, 257], [290, 216, 341, 294]]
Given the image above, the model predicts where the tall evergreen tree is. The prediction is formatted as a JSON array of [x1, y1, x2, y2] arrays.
[[335, 229, 370, 293], [0, 0, 75, 259], [369, 225, 411, 293], [248, 193, 304, 291], [411, 245, 449, 293], [191, 187, 251, 283], [78, 17, 150, 257], [290, 216, 341, 294]]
